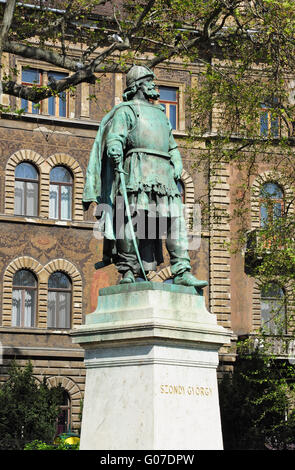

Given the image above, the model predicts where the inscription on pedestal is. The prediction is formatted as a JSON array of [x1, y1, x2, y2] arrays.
[[160, 384, 213, 397]]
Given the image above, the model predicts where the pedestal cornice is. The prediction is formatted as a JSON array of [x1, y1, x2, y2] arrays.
[[71, 282, 232, 350]]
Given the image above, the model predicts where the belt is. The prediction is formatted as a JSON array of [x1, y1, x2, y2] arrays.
[[126, 148, 171, 159]]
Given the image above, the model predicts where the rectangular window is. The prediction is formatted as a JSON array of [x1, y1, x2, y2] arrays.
[[60, 185, 72, 220], [49, 184, 72, 220], [260, 203, 268, 228], [159, 86, 178, 130], [12, 288, 36, 327], [48, 291, 71, 328], [49, 184, 59, 219], [14, 180, 38, 216], [260, 101, 280, 138], [21, 67, 68, 117], [261, 285, 286, 335], [21, 67, 41, 114], [48, 71, 68, 117]]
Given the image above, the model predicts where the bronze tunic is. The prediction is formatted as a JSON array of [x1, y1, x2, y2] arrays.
[[106, 100, 183, 217]]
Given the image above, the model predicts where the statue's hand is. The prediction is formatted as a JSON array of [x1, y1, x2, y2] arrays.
[[111, 153, 122, 166], [107, 144, 123, 167], [174, 168, 182, 180]]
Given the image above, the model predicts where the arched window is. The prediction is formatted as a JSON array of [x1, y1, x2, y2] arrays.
[[12, 269, 37, 327], [56, 390, 71, 435], [49, 166, 73, 220], [261, 282, 286, 334], [48, 272, 72, 328], [260, 182, 284, 228], [14, 162, 39, 216]]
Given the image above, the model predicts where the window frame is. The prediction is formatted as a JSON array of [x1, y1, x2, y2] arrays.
[[19, 64, 69, 118], [156, 80, 186, 132], [47, 272, 72, 329], [47, 71, 68, 118], [21, 67, 42, 114], [259, 182, 284, 228], [260, 282, 287, 335], [260, 100, 280, 138], [12, 269, 38, 328], [49, 166, 73, 221], [56, 390, 71, 435], [158, 85, 179, 130], [14, 161, 39, 217]]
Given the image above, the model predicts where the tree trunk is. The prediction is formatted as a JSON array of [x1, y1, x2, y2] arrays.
[[0, 0, 16, 106]]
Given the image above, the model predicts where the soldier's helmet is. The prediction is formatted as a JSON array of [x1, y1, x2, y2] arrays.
[[125, 65, 155, 90]]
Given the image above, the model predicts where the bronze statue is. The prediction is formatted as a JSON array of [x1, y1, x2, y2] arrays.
[[83, 65, 208, 288]]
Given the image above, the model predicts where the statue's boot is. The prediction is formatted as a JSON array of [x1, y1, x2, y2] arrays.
[[119, 270, 136, 284], [174, 271, 208, 288]]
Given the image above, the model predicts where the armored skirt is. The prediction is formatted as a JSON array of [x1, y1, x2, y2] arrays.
[[118, 150, 183, 218]]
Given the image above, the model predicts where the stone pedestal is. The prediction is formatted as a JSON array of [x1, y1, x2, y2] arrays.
[[71, 282, 232, 450]]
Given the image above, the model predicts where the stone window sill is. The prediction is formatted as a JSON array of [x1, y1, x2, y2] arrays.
[[0, 213, 95, 229]]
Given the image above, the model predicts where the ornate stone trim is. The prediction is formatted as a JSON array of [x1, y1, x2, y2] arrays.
[[252, 278, 294, 333], [4, 150, 84, 221], [5, 149, 45, 215], [2, 257, 83, 328], [42, 259, 83, 328], [46, 153, 84, 221], [2, 256, 43, 326], [46, 376, 83, 431], [180, 168, 196, 233], [148, 266, 172, 282], [47, 375, 83, 400], [209, 161, 231, 329], [180, 168, 195, 206], [251, 170, 294, 230]]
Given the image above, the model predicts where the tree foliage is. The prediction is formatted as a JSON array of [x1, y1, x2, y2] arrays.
[[1, 1, 295, 104], [219, 338, 295, 450], [0, 361, 63, 450], [182, 1, 295, 315]]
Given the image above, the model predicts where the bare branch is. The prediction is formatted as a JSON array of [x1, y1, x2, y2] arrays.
[[0, 0, 16, 46], [1, 54, 128, 102], [129, 0, 157, 36], [3, 41, 80, 71]]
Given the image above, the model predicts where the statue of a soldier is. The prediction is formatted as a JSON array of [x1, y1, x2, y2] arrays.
[[83, 65, 208, 288]]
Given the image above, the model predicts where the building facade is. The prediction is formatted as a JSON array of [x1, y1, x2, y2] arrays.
[[1, 50, 294, 434], [0, 57, 229, 433]]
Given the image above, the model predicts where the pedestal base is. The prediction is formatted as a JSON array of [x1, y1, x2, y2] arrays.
[[71, 282, 232, 450]]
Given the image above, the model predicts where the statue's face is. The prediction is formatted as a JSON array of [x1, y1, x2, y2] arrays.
[[140, 78, 160, 101]]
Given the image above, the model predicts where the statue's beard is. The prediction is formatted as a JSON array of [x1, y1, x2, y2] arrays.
[[142, 85, 160, 101]]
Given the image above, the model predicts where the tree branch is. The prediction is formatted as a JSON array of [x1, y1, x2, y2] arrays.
[[3, 40, 80, 71], [129, 0, 157, 36], [1, 55, 127, 102], [0, 0, 17, 100], [0, 0, 16, 46]]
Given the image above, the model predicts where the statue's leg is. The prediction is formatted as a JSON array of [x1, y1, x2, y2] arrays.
[[166, 216, 208, 288], [116, 235, 139, 283], [165, 216, 191, 277], [116, 208, 159, 282]]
